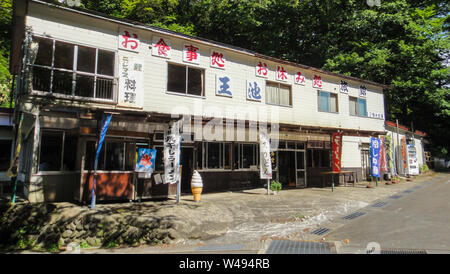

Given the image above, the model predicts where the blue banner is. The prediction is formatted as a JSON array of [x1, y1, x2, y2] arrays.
[[370, 137, 381, 178], [91, 114, 112, 209], [135, 148, 156, 173]]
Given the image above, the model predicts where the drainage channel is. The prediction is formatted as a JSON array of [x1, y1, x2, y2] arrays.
[[266, 240, 334, 254]]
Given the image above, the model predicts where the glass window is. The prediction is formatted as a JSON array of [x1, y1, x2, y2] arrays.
[[349, 96, 367, 117], [358, 98, 367, 117], [349, 97, 358, 116], [154, 146, 164, 171], [0, 140, 12, 171], [39, 131, 63, 171], [54, 41, 74, 70], [75, 74, 95, 97], [318, 91, 338, 113], [97, 49, 115, 76], [224, 143, 231, 169], [77, 46, 96, 73], [266, 82, 292, 106], [196, 142, 203, 169], [32, 66, 51, 92], [105, 142, 125, 171], [241, 144, 257, 168], [34, 37, 53, 67], [207, 142, 221, 169], [62, 135, 77, 171], [167, 63, 204, 96], [85, 140, 105, 170]]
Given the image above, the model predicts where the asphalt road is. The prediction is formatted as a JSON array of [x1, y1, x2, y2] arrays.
[[327, 174, 450, 254]]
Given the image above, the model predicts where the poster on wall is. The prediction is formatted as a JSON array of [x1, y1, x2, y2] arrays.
[[332, 132, 343, 172], [164, 121, 181, 184], [370, 137, 381, 178], [259, 131, 272, 179], [118, 55, 144, 108], [135, 148, 157, 173]]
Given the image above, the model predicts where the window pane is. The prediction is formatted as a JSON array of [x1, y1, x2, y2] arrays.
[[33, 37, 53, 67], [242, 144, 255, 168], [266, 82, 279, 105], [207, 142, 221, 169], [155, 146, 164, 171], [224, 143, 231, 169], [167, 64, 186, 93], [75, 74, 94, 97], [196, 143, 203, 169], [54, 41, 74, 70], [32, 67, 51, 92], [125, 142, 136, 171], [52, 70, 73, 95], [349, 97, 358, 116], [105, 142, 124, 170], [330, 93, 338, 113], [0, 140, 12, 171], [97, 50, 115, 76], [320, 150, 330, 168], [279, 84, 291, 106], [77, 46, 96, 73], [233, 143, 239, 169], [63, 135, 77, 171], [85, 141, 105, 170], [358, 98, 367, 117], [39, 131, 63, 171], [95, 77, 114, 99], [319, 91, 329, 112], [188, 67, 203, 96]]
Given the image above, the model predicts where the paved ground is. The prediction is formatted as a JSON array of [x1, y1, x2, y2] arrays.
[[71, 172, 446, 254]]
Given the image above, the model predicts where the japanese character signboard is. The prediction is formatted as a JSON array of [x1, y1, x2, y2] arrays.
[[164, 121, 181, 184], [183, 44, 200, 64], [340, 80, 349, 94], [368, 111, 385, 120], [152, 36, 172, 58], [210, 50, 226, 69], [255, 61, 268, 78], [118, 55, 144, 108], [135, 148, 157, 173], [379, 136, 387, 173], [332, 132, 343, 172], [359, 85, 367, 98], [259, 131, 272, 179], [246, 80, 263, 101], [313, 75, 323, 89], [216, 74, 233, 97], [370, 137, 381, 178], [118, 29, 140, 53], [276, 65, 288, 82], [294, 72, 306, 85]]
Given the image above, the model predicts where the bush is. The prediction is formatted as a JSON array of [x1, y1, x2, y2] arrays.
[[420, 164, 429, 173], [270, 181, 282, 192]]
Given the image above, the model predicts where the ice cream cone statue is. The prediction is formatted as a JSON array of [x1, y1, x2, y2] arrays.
[[191, 170, 203, 202]]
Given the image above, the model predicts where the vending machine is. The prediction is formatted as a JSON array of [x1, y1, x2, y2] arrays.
[[407, 143, 419, 175]]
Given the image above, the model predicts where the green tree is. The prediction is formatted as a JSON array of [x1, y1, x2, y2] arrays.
[[0, 0, 12, 107]]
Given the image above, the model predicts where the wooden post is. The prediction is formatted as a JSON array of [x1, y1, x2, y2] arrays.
[[267, 178, 270, 195], [176, 165, 182, 203]]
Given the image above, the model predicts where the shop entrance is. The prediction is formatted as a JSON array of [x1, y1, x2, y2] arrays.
[[276, 141, 307, 188], [180, 147, 194, 193]]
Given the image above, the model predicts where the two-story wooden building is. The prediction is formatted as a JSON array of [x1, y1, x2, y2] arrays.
[[10, 0, 388, 203]]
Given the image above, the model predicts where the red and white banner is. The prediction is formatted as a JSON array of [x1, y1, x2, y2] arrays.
[[332, 132, 343, 172], [379, 136, 387, 172]]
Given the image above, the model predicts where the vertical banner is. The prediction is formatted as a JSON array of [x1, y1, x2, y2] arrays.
[[332, 132, 343, 172], [91, 114, 112, 209], [259, 131, 272, 179], [118, 55, 144, 108], [164, 121, 181, 184], [379, 136, 387, 173], [370, 137, 381, 178], [401, 137, 408, 174], [135, 148, 156, 173]]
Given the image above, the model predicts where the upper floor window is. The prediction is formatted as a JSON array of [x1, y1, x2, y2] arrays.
[[30, 36, 116, 100], [318, 90, 338, 113], [349, 96, 367, 117], [167, 63, 204, 97], [266, 81, 292, 106]]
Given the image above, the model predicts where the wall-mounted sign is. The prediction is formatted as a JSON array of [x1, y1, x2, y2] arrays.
[[183, 44, 200, 64], [210, 50, 226, 69], [340, 80, 349, 94], [135, 148, 156, 173], [276, 65, 288, 82], [313, 75, 323, 88], [216, 74, 233, 97], [332, 132, 343, 172], [118, 55, 144, 108], [255, 61, 269, 78], [246, 80, 263, 101], [294, 72, 306, 85], [368, 111, 385, 120], [259, 131, 272, 179], [359, 85, 367, 98], [152, 36, 172, 58], [118, 29, 140, 52]]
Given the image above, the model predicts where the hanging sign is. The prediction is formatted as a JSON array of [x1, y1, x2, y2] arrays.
[[294, 72, 306, 85], [255, 61, 269, 78], [216, 74, 233, 97], [359, 85, 367, 98], [164, 121, 181, 184], [118, 28, 140, 53], [370, 137, 381, 178], [246, 80, 263, 101], [276, 65, 288, 81], [332, 132, 343, 172], [118, 55, 144, 108], [183, 44, 200, 64], [152, 36, 172, 58], [259, 131, 272, 179], [135, 148, 157, 173], [211, 50, 226, 69], [379, 136, 387, 173], [340, 80, 349, 94], [313, 75, 323, 88]]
